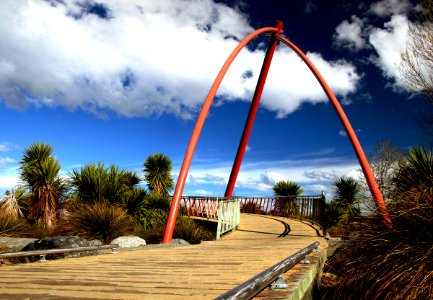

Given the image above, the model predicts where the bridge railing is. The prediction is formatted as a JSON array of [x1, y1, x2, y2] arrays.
[[180, 196, 221, 220], [180, 196, 240, 239], [179, 194, 325, 237], [216, 199, 240, 239], [236, 195, 325, 228]]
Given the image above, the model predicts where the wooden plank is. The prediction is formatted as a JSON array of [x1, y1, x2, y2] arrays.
[[0, 214, 327, 299]]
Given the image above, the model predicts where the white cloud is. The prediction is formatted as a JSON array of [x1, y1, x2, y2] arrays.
[[338, 128, 361, 136], [0, 144, 10, 153], [0, 175, 19, 189], [0, 157, 15, 166], [259, 171, 287, 186], [193, 189, 212, 196], [180, 155, 362, 197], [0, 164, 20, 189], [369, 0, 413, 17], [0, 0, 360, 119], [334, 15, 366, 51], [368, 15, 410, 86]]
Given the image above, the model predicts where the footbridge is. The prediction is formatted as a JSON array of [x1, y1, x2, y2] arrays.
[[0, 212, 327, 299]]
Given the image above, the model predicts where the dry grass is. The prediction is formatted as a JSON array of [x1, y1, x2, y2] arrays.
[[322, 191, 433, 299], [55, 202, 135, 244]]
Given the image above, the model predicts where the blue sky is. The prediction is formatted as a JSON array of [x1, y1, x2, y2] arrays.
[[0, 0, 427, 198]]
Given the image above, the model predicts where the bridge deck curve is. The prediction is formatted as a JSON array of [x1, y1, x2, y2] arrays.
[[0, 214, 327, 299]]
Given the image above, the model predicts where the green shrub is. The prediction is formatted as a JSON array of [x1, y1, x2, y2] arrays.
[[138, 226, 165, 244], [57, 202, 135, 243], [322, 201, 344, 230], [0, 212, 48, 238], [173, 216, 214, 244], [133, 194, 170, 230], [139, 216, 215, 244], [0, 213, 25, 236]]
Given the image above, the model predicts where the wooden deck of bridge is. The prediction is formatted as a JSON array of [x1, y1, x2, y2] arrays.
[[0, 214, 327, 299]]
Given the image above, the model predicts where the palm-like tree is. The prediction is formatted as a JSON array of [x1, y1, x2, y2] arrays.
[[143, 153, 174, 196], [393, 146, 433, 196], [273, 180, 303, 217], [20, 142, 64, 229], [69, 162, 140, 205], [334, 177, 361, 219], [273, 181, 304, 196]]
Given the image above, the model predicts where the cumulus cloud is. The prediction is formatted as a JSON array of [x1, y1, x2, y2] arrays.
[[0, 0, 360, 119], [0, 157, 15, 166], [193, 189, 212, 196], [369, 0, 413, 17], [0, 163, 19, 189], [0, 144, 10, 153], [0, 175, 20, 190], [180, 154, 361, 197], [259, 171, 286, 186], [369, 15, 410, 86], [334, 15, 366, 51]]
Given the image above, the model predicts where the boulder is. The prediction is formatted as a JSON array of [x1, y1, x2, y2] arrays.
[[0, 237, 38, 251], [171, 238, 190, 245], [111, 236, 146, 248], [22, 236, 103, 262]]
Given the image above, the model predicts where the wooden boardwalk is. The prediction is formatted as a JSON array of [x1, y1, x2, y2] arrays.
[[0, 214, 327, 299]]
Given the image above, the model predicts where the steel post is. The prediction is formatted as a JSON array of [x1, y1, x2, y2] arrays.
[[224, 21, 283, 197]]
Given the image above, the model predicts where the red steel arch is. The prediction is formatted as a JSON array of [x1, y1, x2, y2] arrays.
[[163, 22, 391, 244], [162, 26, 280, 244]]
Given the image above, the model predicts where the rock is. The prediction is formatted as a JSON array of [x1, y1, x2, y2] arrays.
[[111, 236, 146, 248], [326, 237, 343, 257], [321, 272, 340, 288], [22, 236, 103, 262], [0, 237, 38, 251], [171, 238, 189, 245]]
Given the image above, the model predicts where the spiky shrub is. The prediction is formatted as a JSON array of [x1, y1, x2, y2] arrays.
[[173, 217, 214, 244], [69, 162, 140, 206], [322, 146, 433, 300], [0, 212, 48, 238], [134, 194, 170, 230], [322, 201, 345, 230], [140, 217, 215, 244], [0, 212, 24, 236], [58, 202, 135, 244]]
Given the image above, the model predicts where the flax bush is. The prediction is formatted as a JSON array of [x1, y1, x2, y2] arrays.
[[322, 146, 433, 300], [57, 202, 135, 244]]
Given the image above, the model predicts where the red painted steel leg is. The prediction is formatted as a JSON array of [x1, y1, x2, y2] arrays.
[[224, 21, 284, 197], [162, 26, 280, 244], [277, 36, 392, 227]]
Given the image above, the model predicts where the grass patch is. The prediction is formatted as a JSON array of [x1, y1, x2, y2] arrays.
[[56, 202, 135, 244]]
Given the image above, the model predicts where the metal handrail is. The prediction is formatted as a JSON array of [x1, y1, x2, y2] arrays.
[[215, 241, 320, 300], [0, 244, 119, 259]]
